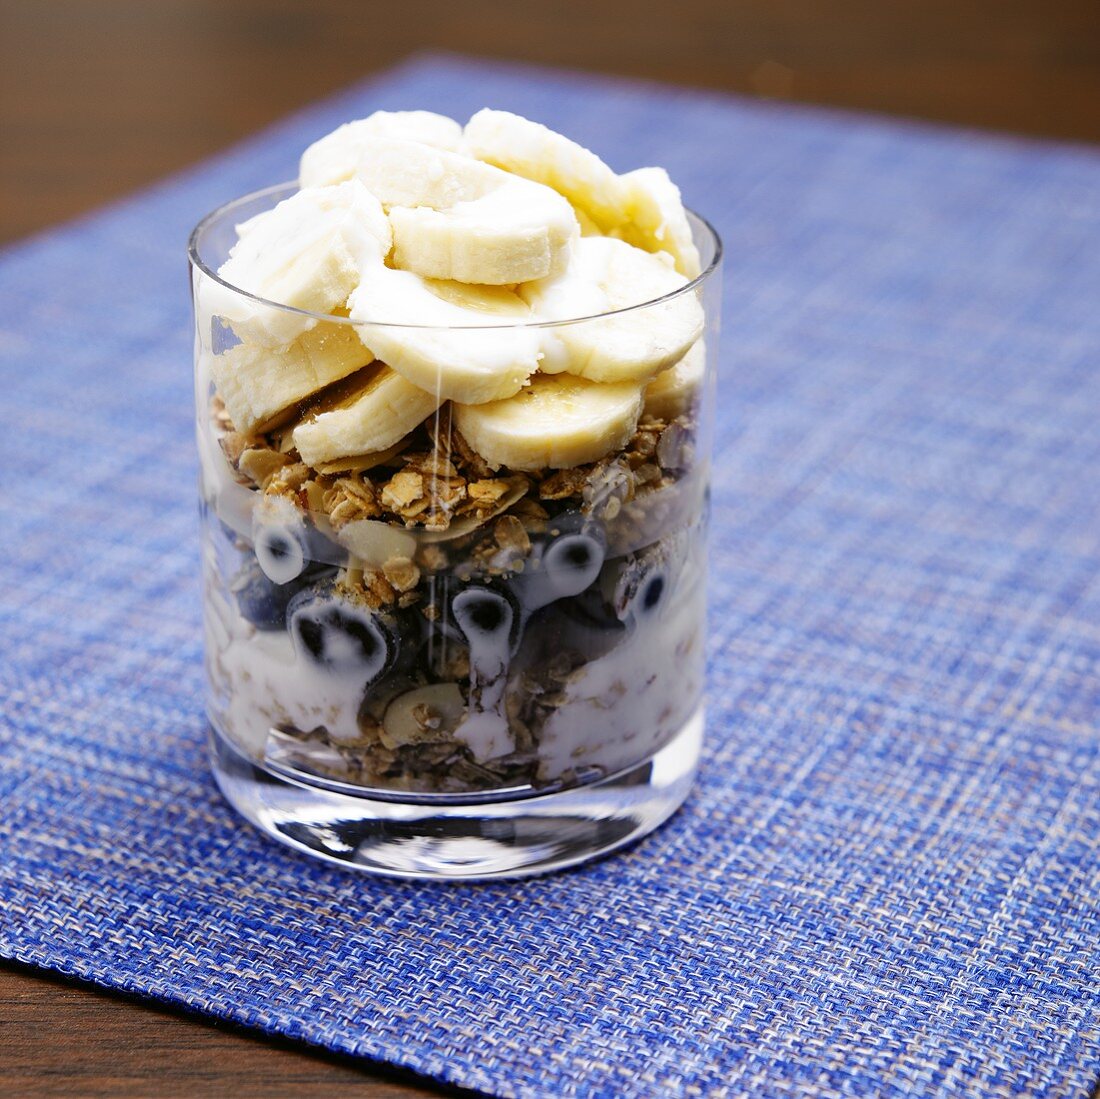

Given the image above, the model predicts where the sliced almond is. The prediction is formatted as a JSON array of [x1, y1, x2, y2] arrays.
[[314, 440, 408, 475], [381, 683, 467, 749], [416, 480, 530, 543], [335, 519, 419, 566]]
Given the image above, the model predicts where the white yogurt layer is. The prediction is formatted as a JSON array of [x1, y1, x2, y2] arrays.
[[205, 571, 366, 758], [535, 565, 705, 781], [204, 538, 705, 787]]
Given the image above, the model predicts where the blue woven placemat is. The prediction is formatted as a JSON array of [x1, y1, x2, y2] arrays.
[[2, 54, 1099, 1097]]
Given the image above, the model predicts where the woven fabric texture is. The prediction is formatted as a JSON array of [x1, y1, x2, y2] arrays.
[[1, 55, 1099, 1098]]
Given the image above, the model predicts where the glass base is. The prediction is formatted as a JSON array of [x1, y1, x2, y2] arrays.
[[208, 708, 703, 880]]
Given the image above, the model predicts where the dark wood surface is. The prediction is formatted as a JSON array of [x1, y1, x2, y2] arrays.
[[1, 0, 1098, 1094], [0, 963, 450, 1098], [1, 0, 1099, 245]]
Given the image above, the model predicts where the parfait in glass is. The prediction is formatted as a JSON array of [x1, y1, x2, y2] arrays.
[[189, 109, 722, 878]]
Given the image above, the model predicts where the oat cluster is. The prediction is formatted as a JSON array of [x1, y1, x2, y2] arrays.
[[216, 396, 696, 541]]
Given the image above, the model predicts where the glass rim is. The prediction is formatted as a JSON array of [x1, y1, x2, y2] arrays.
[[187, 180, 723, 332]]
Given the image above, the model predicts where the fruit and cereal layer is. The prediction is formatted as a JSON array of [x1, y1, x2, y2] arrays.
[[194, 110, 712, 794]]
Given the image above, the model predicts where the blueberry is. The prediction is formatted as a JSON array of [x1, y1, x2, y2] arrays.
[[252, 496, 347, 583], [538, 601, 626, 663], [641, 573, 665, 611], [230, 559, 296, 631], [530, 529, 607, 606], [457, 590, 510, 634], [254, 520, 308, 584], [304, 525, 349, 569], [555, 585, 624, 633], [540, 508, 588, 538], [452, 586, 521, 656], [288, 586, 396, 681], [452, 585, 521, 701], [613, 552, 671, 623]]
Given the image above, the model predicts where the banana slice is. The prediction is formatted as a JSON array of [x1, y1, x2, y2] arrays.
[[614, 167, 701, 278], [292, 363, 441, 466], [454, 372, 643, 471], [573, 206, 604, 237], [209, 319, 373, 434], [465, 112, 701, 275], [205, 181, 392, 348], [346, 135, 575, 284], [299, 110, 463, 186], [643, 339, 706, 420], [464, 108, 628, 232], [348, 270, 540, 405], [522, 237, 703, 384]]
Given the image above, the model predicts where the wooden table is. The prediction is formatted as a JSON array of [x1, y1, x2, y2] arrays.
[[0, 963, 446, 1097], [1, 0, 1097, 1093], [3, 0, 1099, 246]]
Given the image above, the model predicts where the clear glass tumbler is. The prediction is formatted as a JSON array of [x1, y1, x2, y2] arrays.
[[189, 182, 722, 878]]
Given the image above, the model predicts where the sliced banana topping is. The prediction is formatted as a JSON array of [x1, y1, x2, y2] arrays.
[[206, 109, 709, 480], [643, 339, 706, 421], [345, 135, 576, 284], [348, 270, 540, 405], [522, 237, 703, 384], [208, 319, 373, 435], [464, 108, 628, 231], [614, 167, 702, 278], [464, 111, 700, 277], [205, 181, 392, 348], [292, 363, 441, 466], [453, 372, 644, 472], [299, 110, 463, 187], [573, 206, 604, 237]]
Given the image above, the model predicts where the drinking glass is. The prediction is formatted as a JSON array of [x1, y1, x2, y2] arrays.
[[189, 182, 722, 878]]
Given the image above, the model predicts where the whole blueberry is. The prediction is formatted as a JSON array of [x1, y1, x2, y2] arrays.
[[230, 560, 296, 631], [288, 585, 397, 682]]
